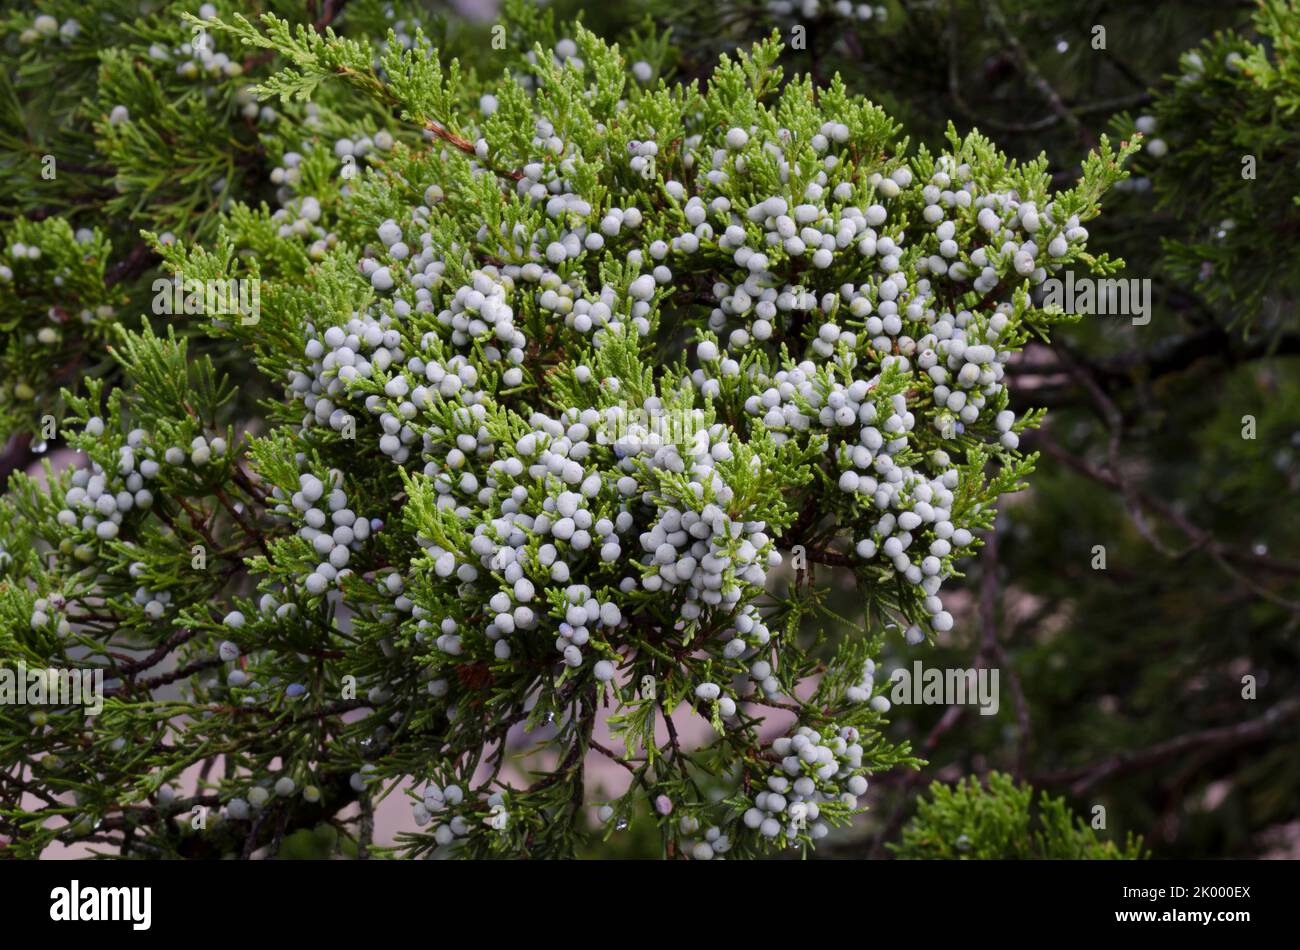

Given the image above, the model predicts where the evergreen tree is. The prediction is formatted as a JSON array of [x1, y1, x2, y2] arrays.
[[638, 0, 1300, 860], [5, 0, 1294, 862], [0, 1, 1138, 858]]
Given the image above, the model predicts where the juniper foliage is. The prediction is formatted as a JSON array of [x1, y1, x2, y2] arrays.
[[0, 0, 451, 444], [892, 772, 1146, 860], [0, 3, 1140, 859], [637, 0, 1300, 861]]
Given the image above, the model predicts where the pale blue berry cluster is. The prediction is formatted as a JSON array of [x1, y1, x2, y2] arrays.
[[729, 725, 872, 852], [54, 424, 159, 544]]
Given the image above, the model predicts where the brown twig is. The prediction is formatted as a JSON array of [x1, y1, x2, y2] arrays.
[[979, 0, 1097, 150], [423, 121, 523, 182], [1034, 696, 1300, 797]]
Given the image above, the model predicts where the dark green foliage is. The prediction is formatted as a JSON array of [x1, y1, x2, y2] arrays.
[[893, 772, 1146, 859]]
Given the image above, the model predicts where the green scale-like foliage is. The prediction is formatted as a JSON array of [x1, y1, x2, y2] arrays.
[[0, 5, 1136, 859], [893, 772, 1146, 860]]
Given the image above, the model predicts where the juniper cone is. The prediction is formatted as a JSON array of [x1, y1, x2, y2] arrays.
[[7, 0, 1291, 862]]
